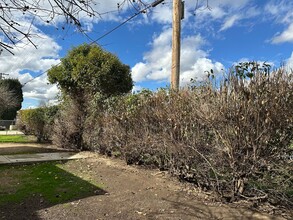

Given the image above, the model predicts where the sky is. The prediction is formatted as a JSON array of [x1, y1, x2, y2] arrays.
[[0, 0, 293, 109]]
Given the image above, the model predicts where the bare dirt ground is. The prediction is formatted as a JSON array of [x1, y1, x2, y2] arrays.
[[0, 143, 292, 220]]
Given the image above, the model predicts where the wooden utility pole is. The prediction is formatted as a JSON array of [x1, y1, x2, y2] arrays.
[[171, 0, 182, 90]]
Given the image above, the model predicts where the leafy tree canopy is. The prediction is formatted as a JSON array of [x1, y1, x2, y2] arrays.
[[48, 44, 133, 98], [0, 79, 23, 119]]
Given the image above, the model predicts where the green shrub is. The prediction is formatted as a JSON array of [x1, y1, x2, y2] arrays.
[[17, 105, 58, 142], [48, 44, 133, 149]]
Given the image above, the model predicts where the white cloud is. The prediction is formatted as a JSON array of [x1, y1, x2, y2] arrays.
[[131, 27, 224, 85], [132, 85, 143, 93], [216, 0, 251, 9], [22, 73, 59, 101], [264, 0, 293, 24], [271, 23, 293, 44], [0, 33, 60, 75], [264, 0, 293, 44], [180, 58, 224, 84], [183, 0, 260, 32], [220, 15, 241, 31], [264, 2, 279, 16], [0, 26, 61, 105], [148, 0, 241, 27], [132, 28, 172, 82], [151, 4, 172, 24], [132, 62, 151, 82], [132, 0, 256, 32]]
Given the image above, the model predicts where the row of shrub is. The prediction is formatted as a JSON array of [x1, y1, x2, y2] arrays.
[[83, 68, 292, 205], [17, 66, 293, 206]]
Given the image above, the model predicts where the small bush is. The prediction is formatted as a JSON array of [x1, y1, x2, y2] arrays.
[[17, 105, 58, 142]]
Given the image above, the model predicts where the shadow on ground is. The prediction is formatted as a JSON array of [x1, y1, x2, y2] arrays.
[[0, 161, 107, 220]]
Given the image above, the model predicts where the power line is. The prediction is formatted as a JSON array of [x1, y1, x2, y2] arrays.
[[90, 13, 141, 45], [22, 71, 49, 87], [22, 0, 165, 87], [90, 0, 165, 44]]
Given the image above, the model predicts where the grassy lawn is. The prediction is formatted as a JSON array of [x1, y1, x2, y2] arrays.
[[0, 162, 104, 206], [0, 135, 34, 143]]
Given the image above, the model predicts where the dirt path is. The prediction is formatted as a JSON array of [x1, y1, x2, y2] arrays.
[[0, 144, 291, 220], [0, 143, 74, 155]]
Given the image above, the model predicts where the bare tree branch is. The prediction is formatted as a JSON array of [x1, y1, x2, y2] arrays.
[[0, 0, 98, 54], [193, 0, 211, 15], [0, 0, 156, 54], [0, 85, 17, 117]]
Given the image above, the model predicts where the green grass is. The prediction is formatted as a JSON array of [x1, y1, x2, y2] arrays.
[[0, 162, 104, 206], [0, 135, 33, 143]]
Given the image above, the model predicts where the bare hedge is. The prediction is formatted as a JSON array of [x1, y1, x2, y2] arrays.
[[83, 67, 292, 205]]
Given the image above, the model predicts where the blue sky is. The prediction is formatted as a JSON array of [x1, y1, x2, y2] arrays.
[[0, 0, 293, 109]]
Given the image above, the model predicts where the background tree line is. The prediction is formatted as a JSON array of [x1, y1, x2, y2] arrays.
[[0, 78, 23, 120]]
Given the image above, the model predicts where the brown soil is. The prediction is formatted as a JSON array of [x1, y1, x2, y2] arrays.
[[0, 143, 292, 220]]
